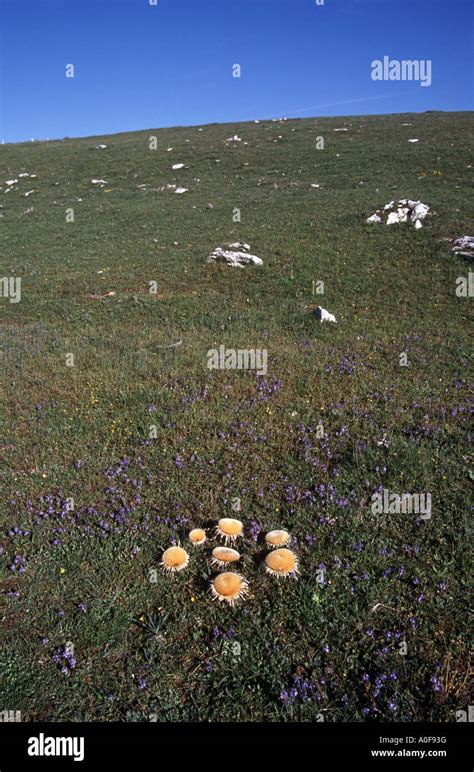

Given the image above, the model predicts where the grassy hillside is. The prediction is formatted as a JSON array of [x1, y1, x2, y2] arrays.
[[1, 111, 472, 721]]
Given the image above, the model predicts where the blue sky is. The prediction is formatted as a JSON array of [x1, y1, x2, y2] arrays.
[[1, 0, 472, 143]]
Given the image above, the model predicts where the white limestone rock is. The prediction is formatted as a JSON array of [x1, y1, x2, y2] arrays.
[[313, 306, 337, 323], [452, 236, 474, 258], [367, 200, 433, 227], [207, 242, 263, 268]]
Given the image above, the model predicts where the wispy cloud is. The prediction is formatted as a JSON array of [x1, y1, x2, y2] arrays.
[[271, 91, 414, 118]]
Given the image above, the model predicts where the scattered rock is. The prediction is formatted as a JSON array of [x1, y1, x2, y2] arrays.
[[452, 236, 474, 259], [313, 306, 337, 323], [207, 242, 263, 268], [175, 187, 188, 194], [5, 179, 18, 186], [91, 179, 107, 185], [387, 209, 409, 224], [172, 163, 186, 170], [226, 135, 242, 143], [367, 213, 382, 224], [408, 139, 419, 143], [367, 199, 432, 227], [87, 291, 116, 299], [96, 144, 108, 149], [228, 241, 251, 251]]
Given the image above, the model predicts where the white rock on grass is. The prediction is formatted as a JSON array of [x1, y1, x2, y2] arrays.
[[5, 179, 18, 185], [367, 199, 432, 227], [452, 235, 474, 258], [453, 235, 474, 250], [91, 179, 107, 185], [411, 202, 430, 220], [313, 306, 337, 323], [207, 242, 263, 268], [96, 144, 108, 149], [228, 241, 251, 251], [175, 187, 188, 194], [172, 163, 186, 170], [226, 135, 242, 143], [367, 212, 382, 223], [387, 207, 409, 224], [408, 139, 419, 143]]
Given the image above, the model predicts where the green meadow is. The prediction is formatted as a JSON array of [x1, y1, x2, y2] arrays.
[[0, 111, 472, 721]]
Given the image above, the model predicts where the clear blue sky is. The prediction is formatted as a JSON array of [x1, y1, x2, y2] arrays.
[[1, 0, 472, 143]]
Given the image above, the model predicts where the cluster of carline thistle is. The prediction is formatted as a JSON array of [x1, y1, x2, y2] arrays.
[[160, 518, 299, 607]]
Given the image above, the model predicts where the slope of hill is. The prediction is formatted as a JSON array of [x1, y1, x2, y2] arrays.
[[1, 111, 472, 721]]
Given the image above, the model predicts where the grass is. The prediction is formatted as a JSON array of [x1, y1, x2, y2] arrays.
[[0, 110, 472, 721]]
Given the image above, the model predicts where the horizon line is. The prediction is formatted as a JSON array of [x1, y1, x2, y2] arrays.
[[2, 108, 472, 147]]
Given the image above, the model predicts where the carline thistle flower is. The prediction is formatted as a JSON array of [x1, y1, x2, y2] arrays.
[[265, 548, 299, 578], [160, 546, 189, 573], [210, 572, 249, 606], [215, 518, 243, 545]]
